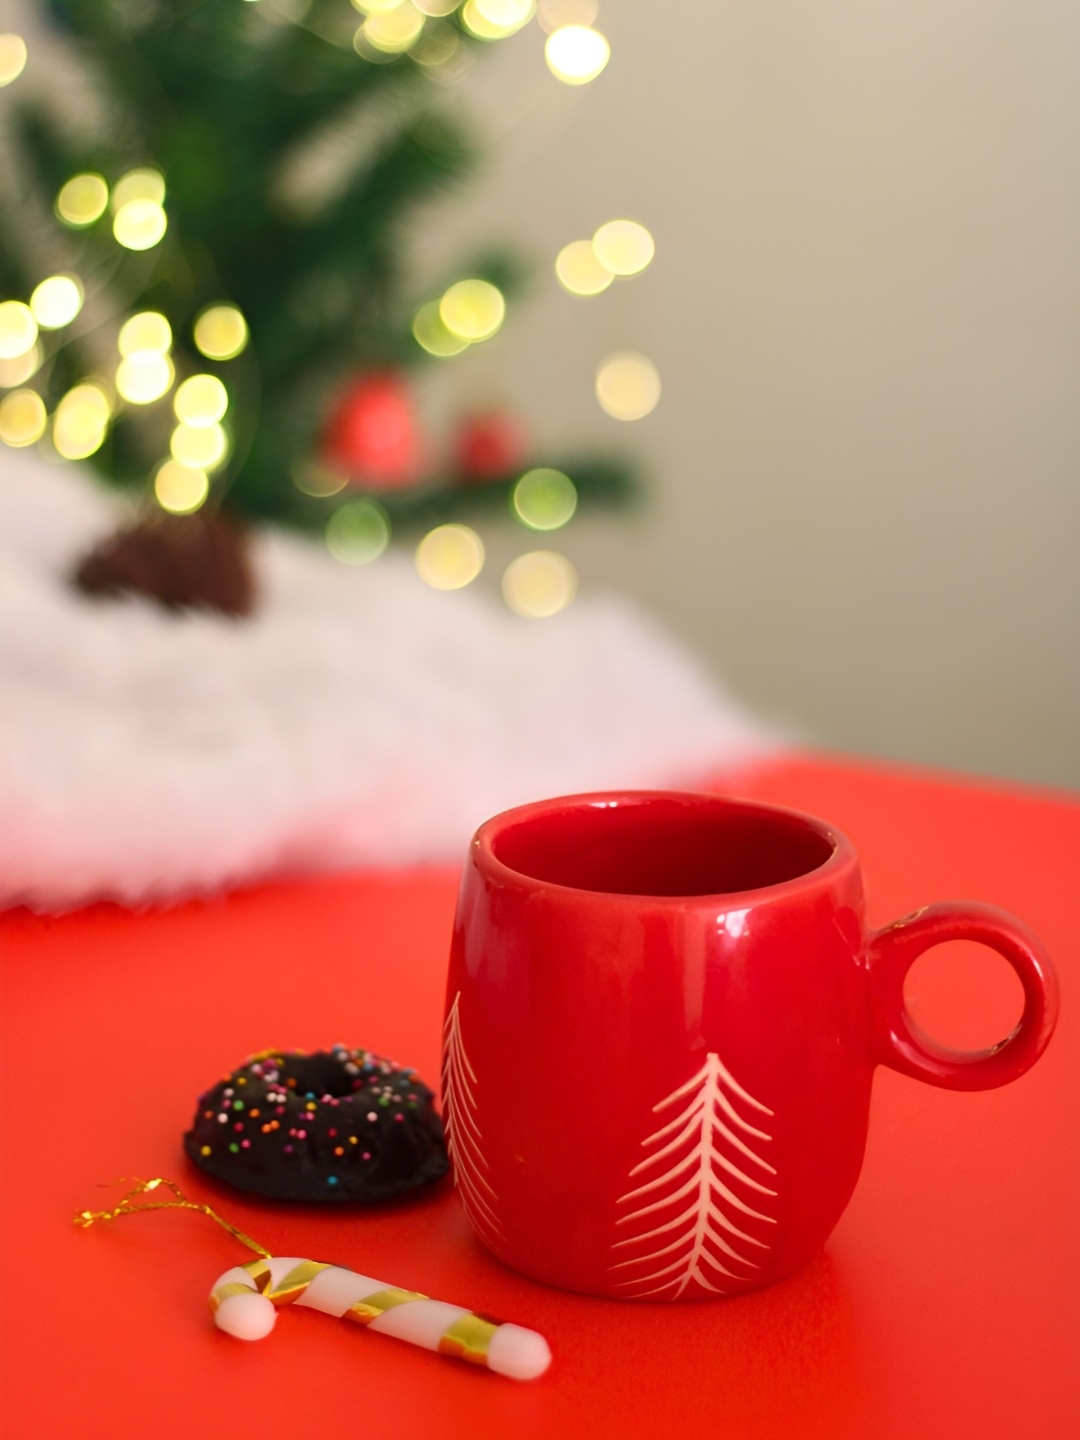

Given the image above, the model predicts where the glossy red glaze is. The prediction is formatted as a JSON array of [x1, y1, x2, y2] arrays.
[[444, 791, 1059, 1301]]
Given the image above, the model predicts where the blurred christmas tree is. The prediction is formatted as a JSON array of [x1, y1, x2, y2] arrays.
[[0, 0, 637, 613]]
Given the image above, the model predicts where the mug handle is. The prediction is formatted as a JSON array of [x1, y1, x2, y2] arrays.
[[867, 901, 1059, 1090]]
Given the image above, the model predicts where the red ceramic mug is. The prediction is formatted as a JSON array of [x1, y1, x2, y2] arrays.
[[442, 791, 1059, 1300]]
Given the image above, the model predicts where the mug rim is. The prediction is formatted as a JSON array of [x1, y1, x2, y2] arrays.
[[472, 789, 857, 905]]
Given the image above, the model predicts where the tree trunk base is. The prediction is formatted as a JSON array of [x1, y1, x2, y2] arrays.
[[73, 511, 256, 617]]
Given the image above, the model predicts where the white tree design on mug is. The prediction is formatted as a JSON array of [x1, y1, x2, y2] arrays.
[[611, 1051, 778, 1298], [441, 991, 502, 1243]]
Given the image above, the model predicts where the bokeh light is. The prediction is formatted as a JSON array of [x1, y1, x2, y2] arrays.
[[0, 389, 47, 448], [413, 0, 460, 14], [593, 219, 654, 277], [412, 300, 469, 357], [0, 344, 43, 388], [362, 2, 425, 52], [502, 550, 577, 617], [154, 460, 209, 515], [0, 34, 27, 86], [193, 305, 248, 361], [410, 24, 461, 67], [537, 0, 597, 33], [53, 383, 110, 460], [595, 351, 661, 421], [326, 500, 391, 565], [174, 374, 228, 428], [462, 0, 534, 40], [512, 468, 578, 530], [415, 523, 484, 589], [118, 311, 172, 357], [350, 0, 406, 12], [56, 173, 109, 228], [476, 0, 533, 23], [171, 421, 228, 471], [113, 198, 168, 251], [555, 239, 612, 296], [115, 351, 174, 405], [0, 301, 38, 360], [293, 462, 348, 498], [439, 279, 505, 342], [544, 25, 609, 84], [30, 275, 84, 330], [111, 168, 166, 211]]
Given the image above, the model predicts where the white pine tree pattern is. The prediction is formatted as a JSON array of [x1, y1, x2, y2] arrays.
[[610, 1051, 778, 1298], [441, 991, 502, 1242]]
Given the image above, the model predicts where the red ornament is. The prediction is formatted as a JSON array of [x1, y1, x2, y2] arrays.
[[321, 372, 420, 490], [454, 410, 527, 482]]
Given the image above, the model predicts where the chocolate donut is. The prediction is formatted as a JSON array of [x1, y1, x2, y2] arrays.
[[184, 1045, 448, 1202]]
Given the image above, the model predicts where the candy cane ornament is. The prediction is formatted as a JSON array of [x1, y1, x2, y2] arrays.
[[76, 1179, 551, 1382], [210, 1255, 550, 1380]]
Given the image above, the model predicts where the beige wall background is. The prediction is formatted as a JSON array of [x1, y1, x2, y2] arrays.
[[425, 0, 1080, 789], [5, 0, 1078, 788]]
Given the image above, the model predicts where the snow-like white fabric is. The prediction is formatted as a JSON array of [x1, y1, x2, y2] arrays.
[[0, 451, 778, 910]]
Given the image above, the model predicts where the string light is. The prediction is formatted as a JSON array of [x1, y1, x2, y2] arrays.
[[0, 344, 43, 388], [555, 240, 612, 296], [0, 34, 27, 86], [0, 389, 47, 448], [325, 500, 391, 565], [415, 523, 484, 589], [53, 383, 110, 460], [174, 374, 228, 428], [537, 0, 597, 33], [502, 550, 577, 617], [362, 2, 425, 53], [592, 219, 654, 277], [461, 0, 534, 40], [154, 459, 209, 515], [544, 25, 609, 84], [595, 352, 660, 420], [439, 279, 505, 342], [116, 315, 174, 406], [56, 173, 109, 227], [194, 305, 248, 361], [113, 198, 168, 251], [115, 351, 174, 405], [412, 300, 469, 357], [29, 274, 84, 330], [0, 301, 38, 360], [111, 168, 166, 211], [512, 468, 577, 530], [118, 311, 172, 357], [171, 421, 228, 471]]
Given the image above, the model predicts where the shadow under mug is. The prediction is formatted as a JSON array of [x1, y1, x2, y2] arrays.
[[442, 791, 1059, 1300]]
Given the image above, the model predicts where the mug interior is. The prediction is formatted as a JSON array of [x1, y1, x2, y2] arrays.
[[489, 795, 835, 898]]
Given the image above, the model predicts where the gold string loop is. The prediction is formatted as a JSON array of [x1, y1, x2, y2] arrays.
[[74, 1177, 271, 1259]]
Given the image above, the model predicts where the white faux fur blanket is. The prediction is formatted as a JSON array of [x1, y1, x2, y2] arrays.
[[0, 450, 777, 910]]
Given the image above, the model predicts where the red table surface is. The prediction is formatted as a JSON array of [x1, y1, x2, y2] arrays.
[[1, 753, 1077, 1440]]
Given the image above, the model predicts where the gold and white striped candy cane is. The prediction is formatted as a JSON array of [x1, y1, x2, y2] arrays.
[[210, 1256, 551, 1381], [75, 1180, 551, 1383]]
